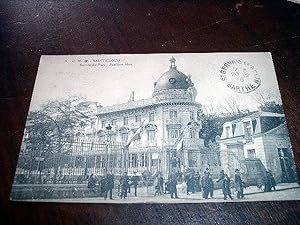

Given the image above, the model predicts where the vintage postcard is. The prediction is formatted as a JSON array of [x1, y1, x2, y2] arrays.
[[11, 53, 299, 203]]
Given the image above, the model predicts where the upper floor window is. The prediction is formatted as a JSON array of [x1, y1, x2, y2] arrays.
[[225, 126, 230, 138], [111, 119, 117, 126], [170, 110, 177, 119], [101, 120, 106, 128], [190, 111, 195, 121], [147, 130, 156, 144], [189, 129, 196, 139], [135, 114, 142, 123], [149, 112, 154, 122], [98, 135, 106, 143], [168, 129, 179, 139], [243, 121, 252, 136], [123, 116, 128, 126], [121, 133, 128, 143], [110, 133, 116, 143]]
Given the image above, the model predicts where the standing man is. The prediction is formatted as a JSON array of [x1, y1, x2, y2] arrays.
[[216, 170, 227, 200], [186, 172, 192, 195], [131, 171, 139, 197], [159, 174, 164, 195], [234, 169, 244, 199], [120, 171, 129, 199], [100, 173, 108, 199], [264, 171, 272, 192], [201, 171, 210, 199], [87, 173, 97, 194], [154, 173, 164, 196], [269, 170, 276, 191], [194, 172, 201, 192], [224, 174, 233, 200], [106, 171, 115, 200], [169, 173, 179, 199], [208, 173, 214, 198]]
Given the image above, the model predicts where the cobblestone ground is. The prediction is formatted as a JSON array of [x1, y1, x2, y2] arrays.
[[29, 183, 300, 203]]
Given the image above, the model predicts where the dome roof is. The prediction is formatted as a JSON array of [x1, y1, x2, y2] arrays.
[[153, 57, 193, 93]]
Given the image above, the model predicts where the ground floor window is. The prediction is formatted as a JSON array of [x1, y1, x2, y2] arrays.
[[140, 153, 149, 167], [188, 151, 198, 167], [129, 153, 138, 168], [247, 149, 256, 159]]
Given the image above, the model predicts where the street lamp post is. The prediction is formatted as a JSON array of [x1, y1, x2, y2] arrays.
[[34, 144, 44, 184], [105, 124, 112, 172]]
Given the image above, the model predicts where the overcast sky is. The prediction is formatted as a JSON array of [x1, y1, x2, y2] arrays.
[[30, 53, 282, 113]]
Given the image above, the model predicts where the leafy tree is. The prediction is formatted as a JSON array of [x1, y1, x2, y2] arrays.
[[200, 112, 248, 146], [24, 96, 97, 183], [259, 101, 284, 114]]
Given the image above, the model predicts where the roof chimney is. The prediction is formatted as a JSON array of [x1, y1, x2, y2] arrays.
[[130, 91, 135, 102]]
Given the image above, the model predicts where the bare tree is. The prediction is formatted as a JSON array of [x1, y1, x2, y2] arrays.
[[253, 89, 282, 106], [203, 97, 222, 117], [222, 95, 241, 115]]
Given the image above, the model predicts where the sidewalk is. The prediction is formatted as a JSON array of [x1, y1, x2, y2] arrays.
[[25, 182, 300, 203]]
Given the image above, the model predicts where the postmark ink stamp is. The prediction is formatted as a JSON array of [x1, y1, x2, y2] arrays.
[[220, 59, 261, 93]]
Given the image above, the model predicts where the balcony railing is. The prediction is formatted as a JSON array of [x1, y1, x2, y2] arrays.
[[166, 117, 182, 125]]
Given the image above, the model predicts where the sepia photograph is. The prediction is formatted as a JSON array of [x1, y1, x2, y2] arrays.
[[10, 53, 299, 203]]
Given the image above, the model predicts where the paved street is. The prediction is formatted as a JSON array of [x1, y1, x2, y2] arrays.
[[26, 183, 300, 203]]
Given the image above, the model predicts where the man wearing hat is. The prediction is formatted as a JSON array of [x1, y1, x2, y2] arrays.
[[234, 169, 244, 199], [131, 171, 140, 197]]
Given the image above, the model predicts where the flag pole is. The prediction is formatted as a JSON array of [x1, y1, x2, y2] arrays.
[[124, 120, 145, 173]]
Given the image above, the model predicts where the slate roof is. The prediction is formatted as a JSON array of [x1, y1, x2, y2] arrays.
[[96, 98, 156, 115], [229, 111, 285, 124]]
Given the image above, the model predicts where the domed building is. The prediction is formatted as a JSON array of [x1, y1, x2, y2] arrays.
[[86, 57, 217, 178]]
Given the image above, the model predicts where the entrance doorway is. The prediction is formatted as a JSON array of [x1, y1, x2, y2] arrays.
[[278, 148, 297, 182]]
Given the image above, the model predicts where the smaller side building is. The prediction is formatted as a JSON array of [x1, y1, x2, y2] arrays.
[[218, 111, 297, 184]]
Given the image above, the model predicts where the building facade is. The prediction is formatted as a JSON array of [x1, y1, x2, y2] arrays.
[[218, 111, 297, 183], [85, 57, 213, 178]]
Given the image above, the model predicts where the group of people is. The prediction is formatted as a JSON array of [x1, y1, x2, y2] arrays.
[[87, 171, 140, 200], [167, 168, 246, 200], [216, 169, 245, 200], [181, 170, 214, 199], [87, 168, 278, 200], [119, 171, 140, 199], [87, 171, 115, 199]]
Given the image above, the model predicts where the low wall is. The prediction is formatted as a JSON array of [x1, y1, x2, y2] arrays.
[[11, 184, 105, 200]]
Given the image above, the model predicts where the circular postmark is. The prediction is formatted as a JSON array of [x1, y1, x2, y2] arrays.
[[220, 59, 261, 93]]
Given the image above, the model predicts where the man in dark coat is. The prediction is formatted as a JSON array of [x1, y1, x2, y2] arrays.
[[216, 170, 227, 199], [99, 174, 107, 199], [186, 173, 193, 195], [201, 171, 210, 199], [159, 174, 164, 194], [169, 173, 178, 199], [269, 171, 276, 191], [119, 172, 129, 199], [208, 173, 214, 198], [154, 174, 163, 196], [194, 172, 201, 192], [87, 173, 97, 193], [106, 171, 114, 199], [264, 170, 276, 192], [264, 171, 272, 192], [234, 169, 244, 199], [131, 171, 139, 197], [224, 174, 233, 200]]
